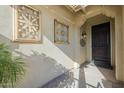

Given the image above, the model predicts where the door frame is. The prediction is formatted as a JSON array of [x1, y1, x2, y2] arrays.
[[87, 20, 115, 67]]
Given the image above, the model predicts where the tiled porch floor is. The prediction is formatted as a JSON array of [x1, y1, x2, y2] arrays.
[[42, 62, 124, 88]]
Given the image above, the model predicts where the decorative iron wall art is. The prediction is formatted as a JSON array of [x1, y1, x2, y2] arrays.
[[54, 19, 69, 44], [13, 5, 41, 43]]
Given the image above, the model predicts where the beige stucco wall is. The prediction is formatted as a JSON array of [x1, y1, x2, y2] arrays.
[[122, 6, 124, 82], [0, 5, 80, 87]]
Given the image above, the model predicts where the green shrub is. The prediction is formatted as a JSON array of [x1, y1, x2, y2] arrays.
[[0, 43, 25, 88]]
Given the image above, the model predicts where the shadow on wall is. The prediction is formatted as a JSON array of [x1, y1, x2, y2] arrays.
[[0, 34, 19, 51], [43, 24, 76, 62], [0, 34, 68, 87], [16, 50, 69, 87], [42, 70, 76, 88], [0, 35, 90, 88], [41, 62, 87, 88], [41, 67, 87, 88]]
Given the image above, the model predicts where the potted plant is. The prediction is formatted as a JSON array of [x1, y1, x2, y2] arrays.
[[0, 43, 25, 88]]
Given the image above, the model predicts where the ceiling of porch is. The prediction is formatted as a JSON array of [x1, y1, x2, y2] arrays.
[[65, 5, 88, 13]]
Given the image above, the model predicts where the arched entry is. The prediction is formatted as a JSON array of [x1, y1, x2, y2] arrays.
[[76, 5, 123, 81], [80, 14, 115, 68], [79, 12, 117, 85]]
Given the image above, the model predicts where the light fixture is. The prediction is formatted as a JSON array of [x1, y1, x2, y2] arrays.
[[80, 29, 87, 47], [82, 31, 87, 39]]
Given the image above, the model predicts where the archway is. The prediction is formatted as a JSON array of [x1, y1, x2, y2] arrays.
[[78, 6, 118, 81], [74, 5, 123, 82]]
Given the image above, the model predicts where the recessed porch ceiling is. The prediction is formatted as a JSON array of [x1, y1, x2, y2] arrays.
[[65, 5, 88, 13]]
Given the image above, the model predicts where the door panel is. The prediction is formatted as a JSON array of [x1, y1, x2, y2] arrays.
[[92, 22, 111, 68]]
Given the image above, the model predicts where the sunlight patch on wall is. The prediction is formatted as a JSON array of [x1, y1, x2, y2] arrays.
[[43, 36, 75, 69]]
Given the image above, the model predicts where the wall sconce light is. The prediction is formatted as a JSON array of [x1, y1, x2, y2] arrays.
[[82, 32, 87, 39], [80, 30, 87, 47]]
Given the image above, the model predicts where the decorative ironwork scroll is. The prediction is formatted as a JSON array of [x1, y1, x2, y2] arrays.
[[13, 5, 41, 43]]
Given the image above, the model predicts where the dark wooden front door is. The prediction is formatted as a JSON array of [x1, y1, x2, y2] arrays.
[[92, 22, 111, 68]]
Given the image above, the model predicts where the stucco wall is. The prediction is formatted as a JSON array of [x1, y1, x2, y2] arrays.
[[0, 5, 79, 87], [122, 6, 124, 82]]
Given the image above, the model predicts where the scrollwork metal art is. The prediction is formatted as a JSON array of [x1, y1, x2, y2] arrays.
[[13, 5, 41, 43]]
